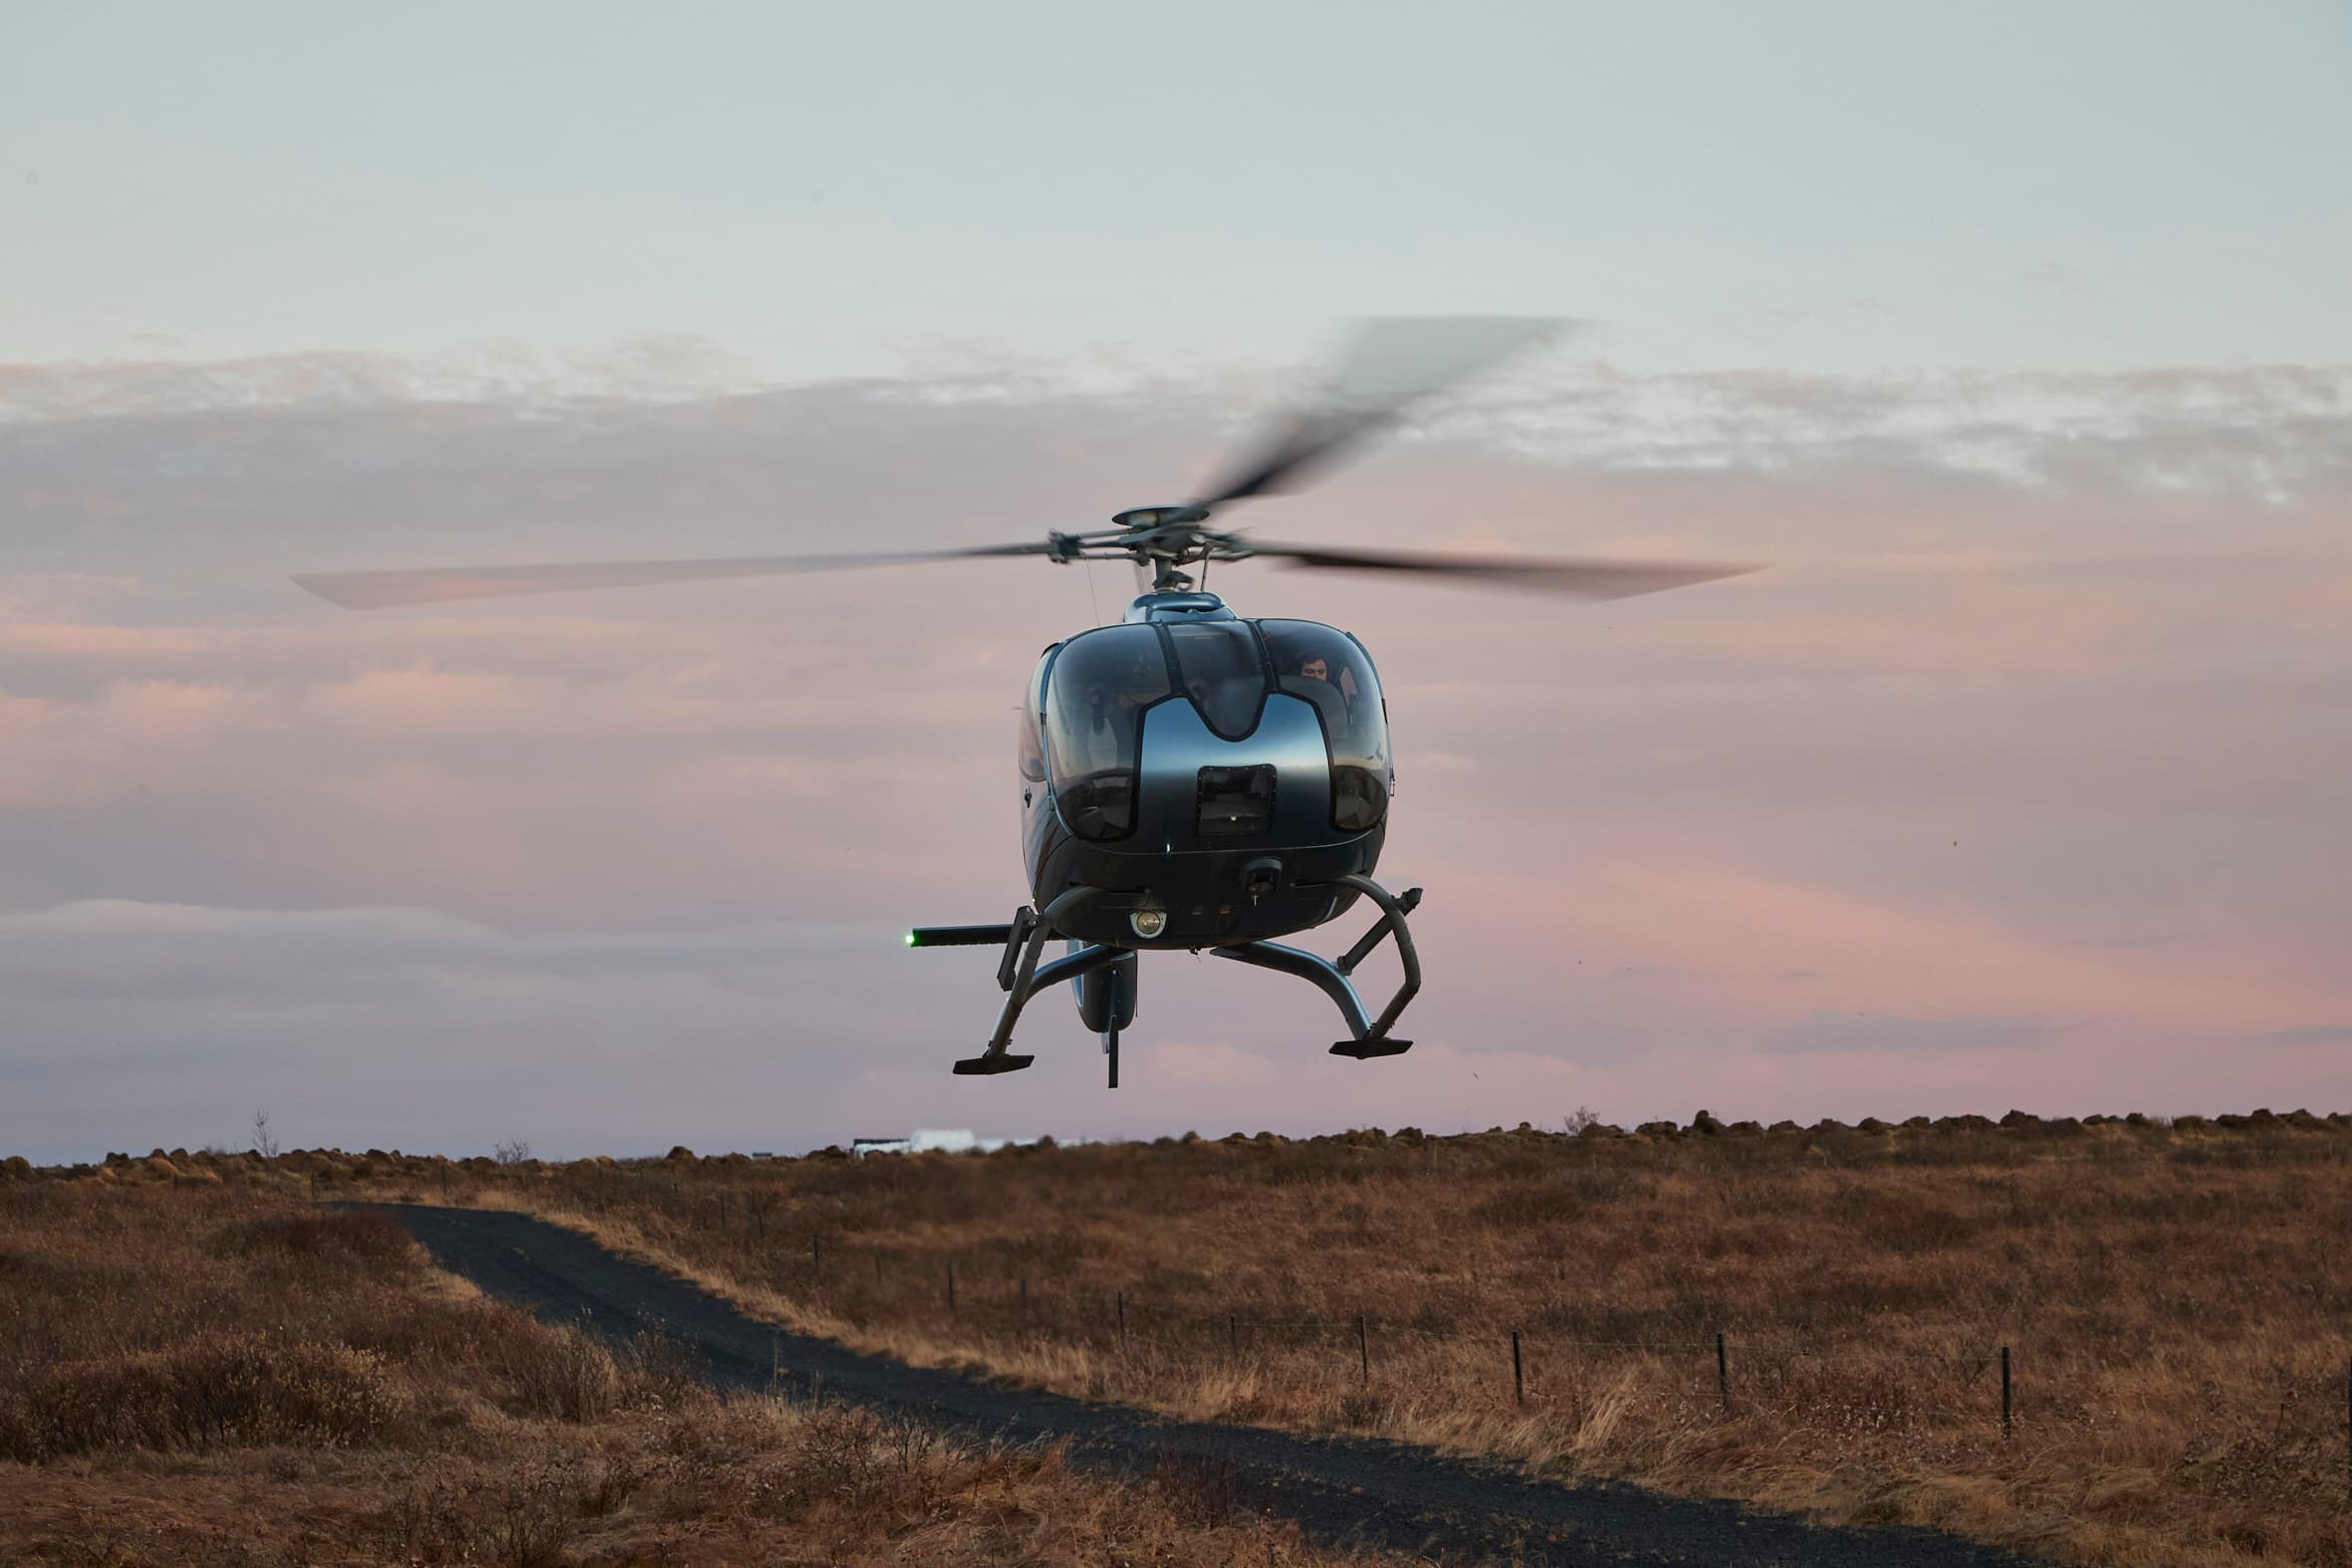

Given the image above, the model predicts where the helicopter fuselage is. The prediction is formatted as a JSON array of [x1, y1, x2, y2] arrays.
[[1019, 591, 1390, 950]]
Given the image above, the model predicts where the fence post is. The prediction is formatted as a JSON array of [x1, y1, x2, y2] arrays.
[[946, 1261, 956, 1316], [1117, 1290, 1127, 1355], [1357, 1311, 1370, 1387], [2000, 1345, 2012, 1439], [1230, 1313, 1239, 1358], [873, 1249, 881, 1287], [811, 1234, 821, 1271], [1020, 1275, 1029, 1316], [1513, 1329, 1524, 1406], [1716, 1332, 1729, 1412]]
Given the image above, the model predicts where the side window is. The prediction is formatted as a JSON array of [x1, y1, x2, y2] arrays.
[[1259, 619, 1390, 831], [1043, 626, 1172, 840], [1262, 621, 1350, 737], [1017, 644, 1056, 784]]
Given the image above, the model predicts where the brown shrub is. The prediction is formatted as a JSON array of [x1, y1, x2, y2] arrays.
[[6, 1334, 403, 1458], [231, 1208, 415, 1266], [500, 1323, 622, 1423]]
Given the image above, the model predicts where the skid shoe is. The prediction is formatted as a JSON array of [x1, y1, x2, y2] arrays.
[[1330, 1036, 1413, 1059], [951, 1052, 1034, 1075]]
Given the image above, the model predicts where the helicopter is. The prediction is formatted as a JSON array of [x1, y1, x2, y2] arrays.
[[295, 319, 1756, 1087]]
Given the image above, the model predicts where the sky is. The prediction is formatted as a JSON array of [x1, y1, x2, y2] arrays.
[[2, 3, 2348, 1161]]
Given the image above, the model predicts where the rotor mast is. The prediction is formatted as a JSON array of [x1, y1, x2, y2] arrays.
[[1058, 505, 1238, 595]]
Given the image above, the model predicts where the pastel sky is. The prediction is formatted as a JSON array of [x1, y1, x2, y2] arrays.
[[2, 4, 2348, 1161]]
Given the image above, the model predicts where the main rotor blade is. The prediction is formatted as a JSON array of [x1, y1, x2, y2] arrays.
[[1193, 317, 1565, 510], [1240, 541, 1762, 600], [294, 542, 1060, 608]]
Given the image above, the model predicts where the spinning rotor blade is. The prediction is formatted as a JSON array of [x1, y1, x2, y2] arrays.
[[1194, 317, 1564, 509], [294, 541, 1060, 608], [1241, 541, 1760, 601]]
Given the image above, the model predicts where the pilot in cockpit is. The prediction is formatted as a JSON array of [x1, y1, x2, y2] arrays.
[[1293, 648, 1361, 710]]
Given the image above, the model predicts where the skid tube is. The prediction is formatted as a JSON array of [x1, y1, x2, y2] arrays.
[[924, 875, 1422, 1080], [943, 887, 1111, 1078], [1211, 874, 1423, 1058]]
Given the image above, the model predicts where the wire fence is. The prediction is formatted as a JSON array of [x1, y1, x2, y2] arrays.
[[1130, 1294, 1982, 1410], [727, 1236, 2032, 1433], [371, 1175, 2352, 1485], [510, 1178, 2108, 1440], [524, 1173, 2352, 1467]]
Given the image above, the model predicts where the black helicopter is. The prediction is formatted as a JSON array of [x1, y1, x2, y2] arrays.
[[296, 320, 1755, 1087]]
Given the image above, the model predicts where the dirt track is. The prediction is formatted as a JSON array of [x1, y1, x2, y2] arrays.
[[385, 1205, 2041, 1567]]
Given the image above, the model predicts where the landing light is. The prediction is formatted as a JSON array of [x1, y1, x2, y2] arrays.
[[1129, 909, 1168, 940]]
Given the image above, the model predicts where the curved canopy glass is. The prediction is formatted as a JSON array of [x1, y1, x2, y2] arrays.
[[1258, 619, 1389, 829], [1043, 626, 1170, 839], [1040, 618, 1390, 841]]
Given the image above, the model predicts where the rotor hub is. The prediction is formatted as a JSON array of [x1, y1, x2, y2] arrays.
[[1110, 505, 1211, 532]]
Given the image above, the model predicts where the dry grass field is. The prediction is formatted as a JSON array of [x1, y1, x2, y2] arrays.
[[0, 1169, 1387, 1566], [393, 1111, 2352, 1568]]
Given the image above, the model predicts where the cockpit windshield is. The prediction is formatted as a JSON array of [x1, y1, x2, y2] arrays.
[[1043, 625, 1170, 840], [1165, 621, 1269, 740], [1259, 619, 1389, 829], [1043, 619, 1390, 842]]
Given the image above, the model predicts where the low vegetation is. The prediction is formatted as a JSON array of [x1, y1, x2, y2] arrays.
[[0, 1174, 1389, 1566], [351, 1109, 2348, 1568]]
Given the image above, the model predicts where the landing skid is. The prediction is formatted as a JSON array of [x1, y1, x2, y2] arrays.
[[941, 887, 1104, 1079], [917, 874, 1424, 1084], [1212, 874, 1423, 1059]]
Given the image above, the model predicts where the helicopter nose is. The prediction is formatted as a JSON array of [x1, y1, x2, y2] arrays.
[[1195, 764, 1277, 838]]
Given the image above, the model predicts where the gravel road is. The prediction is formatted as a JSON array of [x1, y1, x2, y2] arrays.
[[384, 1205, 2041, 1567]]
